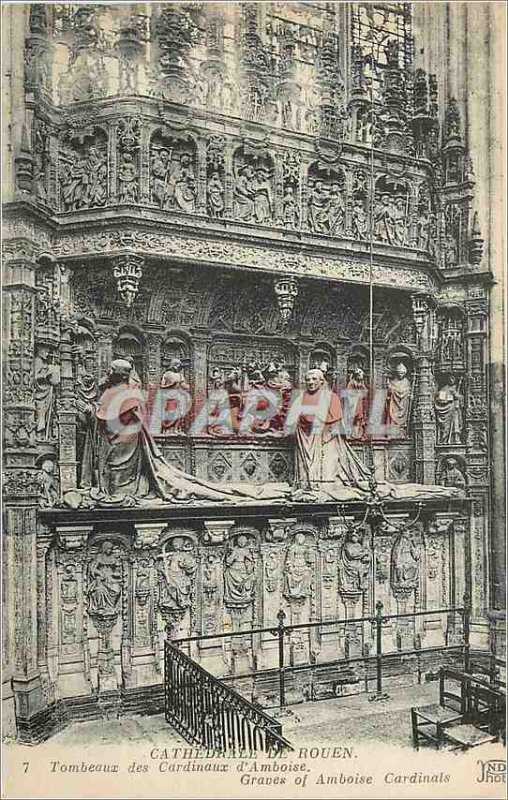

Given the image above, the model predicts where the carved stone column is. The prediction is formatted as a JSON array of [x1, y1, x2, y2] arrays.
[[3, 236, 45, 735], [96, 326, 115, 380], [224, 138, 234, 216], [411, 295, 436, 483], [191, 328, 211, 408], [55, 526, 92, 697], [107, 121, 117, 205], [58, 321, 78, 493], [464, 287, 490, 617], [133, 523, 167, 682], [196, 136, 207, 215], [139, 122, 151, 205]]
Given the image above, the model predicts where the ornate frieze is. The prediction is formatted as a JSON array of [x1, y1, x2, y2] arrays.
[[50, 227, 434, 291]]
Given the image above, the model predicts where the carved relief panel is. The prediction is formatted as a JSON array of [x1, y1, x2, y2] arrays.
[[307, 162, 346, 236], [232, 147, 275, 225], [150, 131, 197, 213], [59, 127, 108, 211]]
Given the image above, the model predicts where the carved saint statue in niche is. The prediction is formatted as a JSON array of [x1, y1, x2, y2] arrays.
[[391, 530, 420, 592], [435, 375, 463, 444], [39, 458, 59, 507], [87, 541, 122, 619], [327, 183, 345, 235], [160, 358, 190, 434], [281, 186, 299, 228], [207, 171, 225, 218], [294, 369, 372, 495], [338, 529, 371, 593], [346, 366, 369, 439], [440, 457, 466, 491], [233, 164, 256, 221], [352, 200, 368, 240], [416, 208, 431, 250], [34, 344, 60, 440], [157, 538, 196, 612], [307, 180, 329, 233], [384, 362, 412, 434], [282, 533, 314, 601], [224, 535, 256, 607], [118, 152, 139, 203]]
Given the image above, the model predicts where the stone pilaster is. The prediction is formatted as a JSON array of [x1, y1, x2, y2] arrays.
[[411, 295, 436, 484], [3, 236, 46, 732]]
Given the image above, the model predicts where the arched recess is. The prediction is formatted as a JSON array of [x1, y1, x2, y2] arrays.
[[160, 330, 193, 388], [309, 342, 336, 388], [346, 344, 370, 381], [435, 303, 466, 374], [112, 324, 146, 381]]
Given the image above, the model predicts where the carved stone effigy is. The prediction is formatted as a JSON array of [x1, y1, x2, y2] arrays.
[[3, 2, 495, 741]]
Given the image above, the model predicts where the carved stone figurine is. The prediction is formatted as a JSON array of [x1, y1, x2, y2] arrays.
[[118, 152, 139, 203], [346, 366, 369, 439], [384, 362, 412, 434], [157, 538, 196, 612], [87, 541, 122, 621], [282, 533, 314, 601], [39, 457, 59, 507], [160, 358, 190, 434], [207, 171, 225, 218], [295, 368, 372, 490], [34, 344, 60, 440], [223, 535, 256, 608], [281, 186, 299, 228], [440, 457, 466, 491], [338, 530, 371, 593], [352, 200, 368, 240], [391, 530, 420, 593], [435, 375, 463, 444]]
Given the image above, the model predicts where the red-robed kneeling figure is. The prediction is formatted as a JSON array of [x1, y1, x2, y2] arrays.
[[294, 369, 371, 492]]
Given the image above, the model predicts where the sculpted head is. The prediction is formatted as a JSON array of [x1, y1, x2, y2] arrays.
[[394, 362, 408, 379], [109, 359, 133, 381], [305, 369, 325, 393]]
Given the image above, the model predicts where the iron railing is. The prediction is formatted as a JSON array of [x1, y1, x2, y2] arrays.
[[164, 640, 293, 753], [171, 600, 474, 707]]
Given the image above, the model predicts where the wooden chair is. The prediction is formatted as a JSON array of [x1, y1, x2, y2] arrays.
[[444, 676, 506, 749], [412, 666, 506, 751], [411, 668, 465, 750]]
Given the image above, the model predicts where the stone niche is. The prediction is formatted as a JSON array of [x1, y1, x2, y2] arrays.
[[34, 499, 469, 732]]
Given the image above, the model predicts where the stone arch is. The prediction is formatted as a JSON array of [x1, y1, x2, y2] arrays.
[[112, 324, 146, 381]]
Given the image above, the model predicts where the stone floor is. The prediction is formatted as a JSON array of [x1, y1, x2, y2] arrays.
[[278, 683, 438, 749], [6, 683, 442, 751]]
